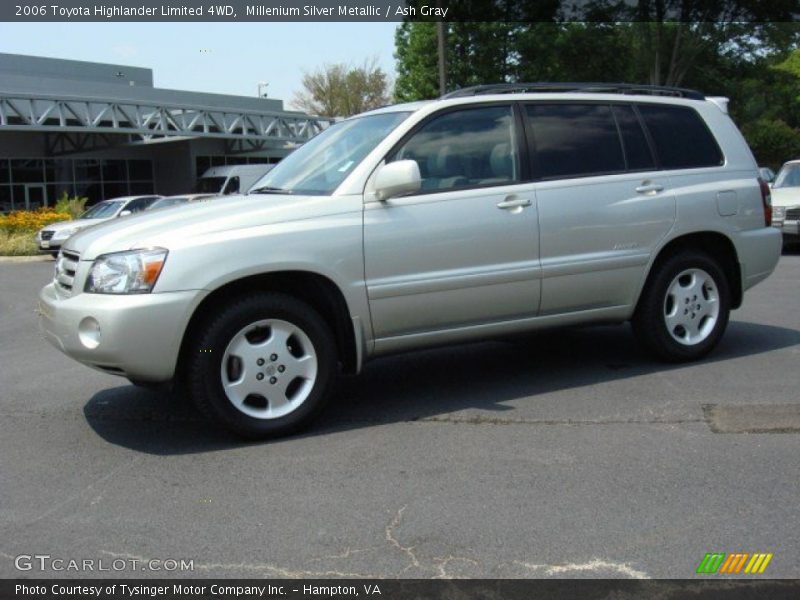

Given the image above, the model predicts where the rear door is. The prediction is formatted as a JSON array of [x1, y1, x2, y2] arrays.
[[524, 102, 675, 315]]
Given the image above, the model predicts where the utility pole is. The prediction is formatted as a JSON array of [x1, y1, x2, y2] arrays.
[[436, 1, 447, 95]]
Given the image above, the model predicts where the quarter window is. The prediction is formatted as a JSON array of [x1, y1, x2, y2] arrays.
[[525, 104, 625, 179], [638, 104, 723, 169], [391, 105, 519, 193]]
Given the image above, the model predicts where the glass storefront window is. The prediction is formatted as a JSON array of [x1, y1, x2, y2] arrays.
[[102, 182, 128, 199], [102, 160, 127, 181], [0, 186, 12, 212], [128, 160, 153, 180], [10, 159, 45, 183], [2, 158, 153, 207], [129, 181, 155, 195], [74, 160, 101, 182]]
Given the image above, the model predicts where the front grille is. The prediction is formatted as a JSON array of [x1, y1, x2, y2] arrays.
[[786, 207, 800, 221], [55, 250, 80, 295], [41, 230, 55, 241]]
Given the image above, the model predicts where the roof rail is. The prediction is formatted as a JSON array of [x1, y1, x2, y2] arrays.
[[441, 82, 706, 101]]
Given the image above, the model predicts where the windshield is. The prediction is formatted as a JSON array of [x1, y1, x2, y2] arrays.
[[250, 112, 411, 196], [80, 201, 123, 219], [193, 177, 227, 193], [773, 164, 800, 188]]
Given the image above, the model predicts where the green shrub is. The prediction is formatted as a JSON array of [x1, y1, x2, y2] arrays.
[[54, 192, 88, 220], [0, 231, 39, 256]]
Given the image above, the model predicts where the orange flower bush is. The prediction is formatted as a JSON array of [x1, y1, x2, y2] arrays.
[[0, 208, 71, 234]]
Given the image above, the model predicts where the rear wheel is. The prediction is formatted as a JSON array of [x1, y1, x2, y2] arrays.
[[187, 293, 337, 438], [633, 251, 731, 362]]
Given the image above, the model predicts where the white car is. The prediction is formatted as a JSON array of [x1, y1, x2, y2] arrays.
[[770, 160, 800, 245], [37, 195, 161, 256], [146, 194, 218, 211]]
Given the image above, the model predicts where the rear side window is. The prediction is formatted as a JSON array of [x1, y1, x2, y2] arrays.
[[612, 105, 655, 171], [525, 104, 625, 179], [125, 198, 153, 213], [638, 104, 723, 169]]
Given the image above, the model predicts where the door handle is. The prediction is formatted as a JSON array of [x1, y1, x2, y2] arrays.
[[635, 183, 664, 195], [496, 197, 532, 210]]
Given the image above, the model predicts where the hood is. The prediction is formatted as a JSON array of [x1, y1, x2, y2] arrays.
[[771, 187, 800, 208], [41, 218, 106, 233], [63, 193, 337, 260]]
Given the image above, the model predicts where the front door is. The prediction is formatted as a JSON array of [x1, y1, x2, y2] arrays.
[[364, 104, 541, 341], [24, 184, 47, 210]]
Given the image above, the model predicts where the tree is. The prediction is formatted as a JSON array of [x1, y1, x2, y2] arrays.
[[292, 58, 391, 117], [395, 22, 440, 101]]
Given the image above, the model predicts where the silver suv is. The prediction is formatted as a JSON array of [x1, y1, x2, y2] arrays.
[[38, 84, 782, 438]]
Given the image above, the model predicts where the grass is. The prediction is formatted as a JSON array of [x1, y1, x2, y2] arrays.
[[0, 231, 40, 256]]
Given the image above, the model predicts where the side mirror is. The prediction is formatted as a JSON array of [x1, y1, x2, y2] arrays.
[[118, 210, 132, 217], [374, 160, 421, 201]]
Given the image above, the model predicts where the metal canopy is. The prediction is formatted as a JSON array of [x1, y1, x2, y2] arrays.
[[0, 91, 333, 145]]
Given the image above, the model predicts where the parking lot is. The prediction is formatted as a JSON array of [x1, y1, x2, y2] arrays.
[[1, 253, 798, 579]]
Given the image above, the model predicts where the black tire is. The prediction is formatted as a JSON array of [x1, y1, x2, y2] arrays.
[[50, 252, 59, 259], [187, 292, 337, 439], [632, 251, 731, 362]]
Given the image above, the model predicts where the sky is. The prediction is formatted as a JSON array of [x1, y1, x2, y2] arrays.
[[0, 22, 399, 109]]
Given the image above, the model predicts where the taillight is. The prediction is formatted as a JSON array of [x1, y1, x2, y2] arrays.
[[758, 177, 772, 227]]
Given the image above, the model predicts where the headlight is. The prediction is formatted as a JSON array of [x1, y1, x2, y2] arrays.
[[53, 226, 81, 239], [85, 248, 168, 294], [773, 206, 785, 220]]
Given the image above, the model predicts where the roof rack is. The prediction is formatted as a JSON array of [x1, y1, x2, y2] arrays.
[[441, 82, 706, 101]]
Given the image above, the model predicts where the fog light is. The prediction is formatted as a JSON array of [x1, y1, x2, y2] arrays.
[[78, 317, 101, 349]]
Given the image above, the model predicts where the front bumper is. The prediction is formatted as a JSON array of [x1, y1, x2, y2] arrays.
[[38, 241, 61, 253], [36, 233, 62, 252], [38, 283, 206, 382], [772, 219, 800, 239]]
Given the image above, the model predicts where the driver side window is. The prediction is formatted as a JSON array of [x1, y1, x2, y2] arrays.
[[224, 176, 240, 195], [390, 105, 518, 193]]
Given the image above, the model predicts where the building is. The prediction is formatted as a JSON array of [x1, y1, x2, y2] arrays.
[[0, 53, 332, 211]]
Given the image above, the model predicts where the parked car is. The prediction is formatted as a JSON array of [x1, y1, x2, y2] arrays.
[[147, 194, 218, 211], [36, 195, 161, 257], [193, 164, 274, 195], [768, 160, 800, 246], [39, 83, 781, 439]]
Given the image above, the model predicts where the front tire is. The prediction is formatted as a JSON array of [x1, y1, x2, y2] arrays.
[[187, 293, 337, 439], [633, 251, 731, 362]]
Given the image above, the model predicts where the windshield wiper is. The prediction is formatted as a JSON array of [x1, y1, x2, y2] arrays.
[[250, 186, 294, 195]]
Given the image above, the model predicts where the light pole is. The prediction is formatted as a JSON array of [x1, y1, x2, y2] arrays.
[[257, 82, 269, 98], [436, 0, 446, 95]]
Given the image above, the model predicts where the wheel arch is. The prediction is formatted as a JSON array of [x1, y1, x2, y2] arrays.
[[177, 270, 361, 382], [637, 231, 743, 312]]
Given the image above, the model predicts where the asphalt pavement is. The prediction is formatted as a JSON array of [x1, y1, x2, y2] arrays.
[[1, 252, 798, 579]]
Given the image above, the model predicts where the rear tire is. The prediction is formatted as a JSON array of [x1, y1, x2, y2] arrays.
[[187, 292, 337, 439], [633, 251, 730, 362]]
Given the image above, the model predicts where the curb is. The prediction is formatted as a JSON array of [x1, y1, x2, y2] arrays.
[[0, 255, 54, 263]]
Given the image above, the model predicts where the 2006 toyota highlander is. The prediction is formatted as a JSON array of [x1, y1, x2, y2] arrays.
[[38, 83, 782, 438]]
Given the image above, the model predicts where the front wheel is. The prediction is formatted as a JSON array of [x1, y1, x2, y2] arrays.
[[187, 293, 337, 439], [633, 251, 731, 362]]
